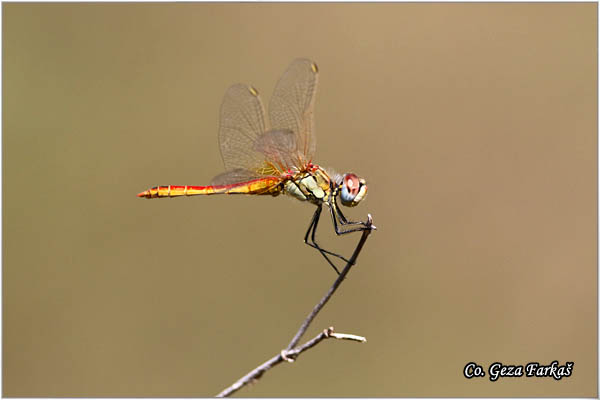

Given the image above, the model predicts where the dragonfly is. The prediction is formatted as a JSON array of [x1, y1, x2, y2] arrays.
[[138, 59, 372, 274]]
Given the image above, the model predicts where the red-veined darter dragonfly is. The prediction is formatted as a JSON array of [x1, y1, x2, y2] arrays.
[[137, 59, 371, 274]]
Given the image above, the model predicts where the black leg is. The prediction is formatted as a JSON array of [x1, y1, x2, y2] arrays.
[[335, 205, 367, 226], [304, 205, 350, 274], [330, 202, 372, 235], [303, 206, 349, 261], [310, 208, 352, 264]]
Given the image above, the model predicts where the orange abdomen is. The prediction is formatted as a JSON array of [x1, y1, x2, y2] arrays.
[[137, 178, 282, 199]]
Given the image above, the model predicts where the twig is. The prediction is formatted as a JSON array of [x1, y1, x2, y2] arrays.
[[216, 214, 375, 397], [286, 327, 367, 360], [285, 214, 374, 351], [216, 327, 366, 398]]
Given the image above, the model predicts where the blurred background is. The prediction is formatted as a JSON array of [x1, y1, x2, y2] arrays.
[[3, 3, 597, 397]]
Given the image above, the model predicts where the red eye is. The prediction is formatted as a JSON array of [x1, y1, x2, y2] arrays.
[[343, 173, 360, 196]]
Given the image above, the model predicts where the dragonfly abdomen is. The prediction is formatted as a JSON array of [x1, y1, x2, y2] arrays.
[[137, 185, 224, 198], [138, 178, 283, 199]]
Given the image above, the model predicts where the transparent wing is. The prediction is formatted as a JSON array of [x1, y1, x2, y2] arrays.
[[215, 61, 319, 186], [209, 171, 283, 195], [211, 130, 297, 186], [253, 129, 298, 172], [210, 168, 263, 186], [218, 84, 270, 172], [269, 58, 319, 162]]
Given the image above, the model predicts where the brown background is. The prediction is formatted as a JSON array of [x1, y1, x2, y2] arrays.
[[3, 3, 597, 397]]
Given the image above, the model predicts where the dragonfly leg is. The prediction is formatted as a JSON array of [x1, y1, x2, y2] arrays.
[[310, 209, 352, 264], [330, 202, 372, 235], [304, 205, 350, 274]]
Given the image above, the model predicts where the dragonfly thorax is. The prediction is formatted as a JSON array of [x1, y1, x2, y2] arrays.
[[283, 168, 331, 204]]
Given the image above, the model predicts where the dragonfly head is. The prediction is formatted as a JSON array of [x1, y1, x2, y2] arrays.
[[339, 173, 367, 207]]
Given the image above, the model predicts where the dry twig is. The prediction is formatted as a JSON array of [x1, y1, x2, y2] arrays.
[[216, 214, 375, 397]]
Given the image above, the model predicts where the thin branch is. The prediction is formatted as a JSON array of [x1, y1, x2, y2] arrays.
[[216, 214, 375, 398], [216, 327, 366, 398], [285, 214, 374, 351], [285, 327, 367, 361]]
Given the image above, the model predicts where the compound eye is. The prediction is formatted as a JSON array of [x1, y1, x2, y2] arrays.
[[344, 174, 360, 197], [340, 173, 362, 206]]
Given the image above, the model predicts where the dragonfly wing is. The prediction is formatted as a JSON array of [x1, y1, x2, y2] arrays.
[[210, 170, 282, 195], [253, 129, 298, 172], [218, 84, 270, 172], [269, 58, 319, 162], [211, 168, 262, 186], [217, 60, 318, 182]]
